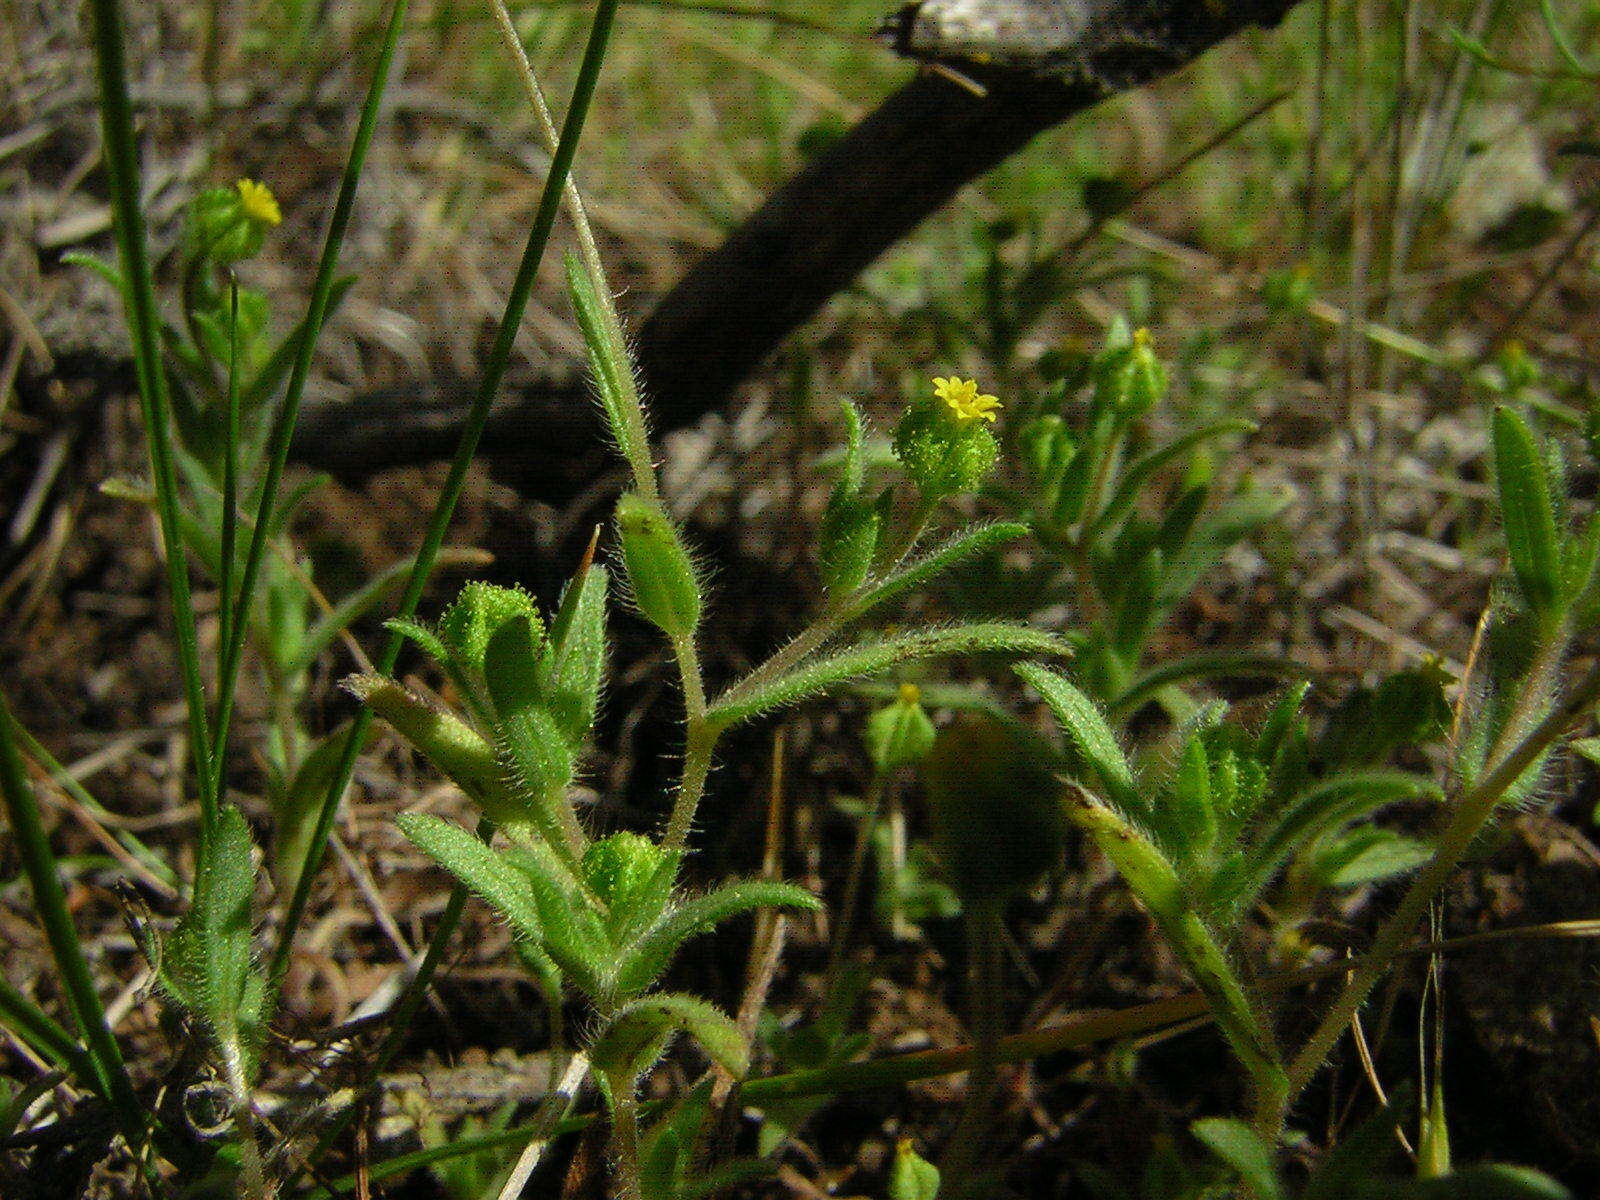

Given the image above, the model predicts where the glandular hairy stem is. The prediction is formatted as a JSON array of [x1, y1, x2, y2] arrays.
[[607, 1072, 645, 1200]]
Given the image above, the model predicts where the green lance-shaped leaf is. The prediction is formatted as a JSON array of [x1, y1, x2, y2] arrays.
[[1092, 419, 1257, 538], [345, 675, 523, 825], [1245, 769, 1443, 899], [539, 563, 610, 748], [841, 522, 1029, 622], [710, 624, 1068, 731], [1493, 406, 1562, 619], [1309, 827, 1433, 889], [567, 253, 655, 495], [1067, 791, 1285, 1109], [1169, 734, 1217, 866], [590, 993, 748, 1081], [395, 812, 543, 943], [819, 491, 886, 597], [818, 400, 886, 595], [163, 807, 265, 1071], [483, 615, 584, 856], [1192, 1118, 1286, 1200], [615, 492, 703, 640], [1014, 663, 1139, 816], [510, 836, 615, 991], [612, 880, 820, 999], [924, 716, 1067, 907]]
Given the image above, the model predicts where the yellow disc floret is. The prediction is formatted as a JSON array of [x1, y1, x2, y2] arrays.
[[235, 178, 282, 227], [932, 376, 1002, 423]]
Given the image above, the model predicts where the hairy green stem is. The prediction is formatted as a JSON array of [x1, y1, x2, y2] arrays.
[[1068, 792, 1287, 1132], [607, 1075, 646, 1200], [664, 703, 716, 859], [1282, 648, 1600, 1112], [222, 1041, 269, 1200], [940, 902, 1007, 1186], [486, 0, 657, 505]]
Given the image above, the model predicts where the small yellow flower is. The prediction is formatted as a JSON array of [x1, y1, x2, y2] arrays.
[[898, 682, 921, 706], [235, 178, 281, 227], [932, 376, 1002, 423]]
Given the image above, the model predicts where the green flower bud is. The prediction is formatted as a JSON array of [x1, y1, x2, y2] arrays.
[[1261, 263, 1314, 314], [187, 179, 281, 263], [582, 832, 674, 913], [866, 683, 936, 772], [892, 393, 999, 501], [1093, 327, 1167, 420], [615, 492, 702, 639], [925, 717, 1067, 906], [437, 582, 544, 676], [888, 1138, 941, 1200]]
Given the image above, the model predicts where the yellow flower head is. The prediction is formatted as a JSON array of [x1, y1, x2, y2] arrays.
[[235, 178, 282, 227], [932, 376, 1001, 423], [898, 682, 922, 706]]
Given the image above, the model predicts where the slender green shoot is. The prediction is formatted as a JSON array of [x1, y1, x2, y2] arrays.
[[209, 0, 412, 818], [87, 0, 215, 817], [0, 976, 102, 1087], [264, 0, 623, 1010], [217, 274, 243, 685], [0, 695, 148, 1155]]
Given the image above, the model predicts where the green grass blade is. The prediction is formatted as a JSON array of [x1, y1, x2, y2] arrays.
[[217, 277, 242, 691], [87, 0, 215, 817], [0, 694, 148, 1153], [12, 722, 178, 892], [0, 976, 102, 1087], [209, 0, 412, 815], [265, 0, 623, 1015]]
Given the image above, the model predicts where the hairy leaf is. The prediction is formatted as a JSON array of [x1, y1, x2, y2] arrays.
[[711, 624, 1067, 730], [613, 881, 819, 998], [591, 993, 747, 1080], [396, 813, 542, 942], [1015, 663, 1138, 814]]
